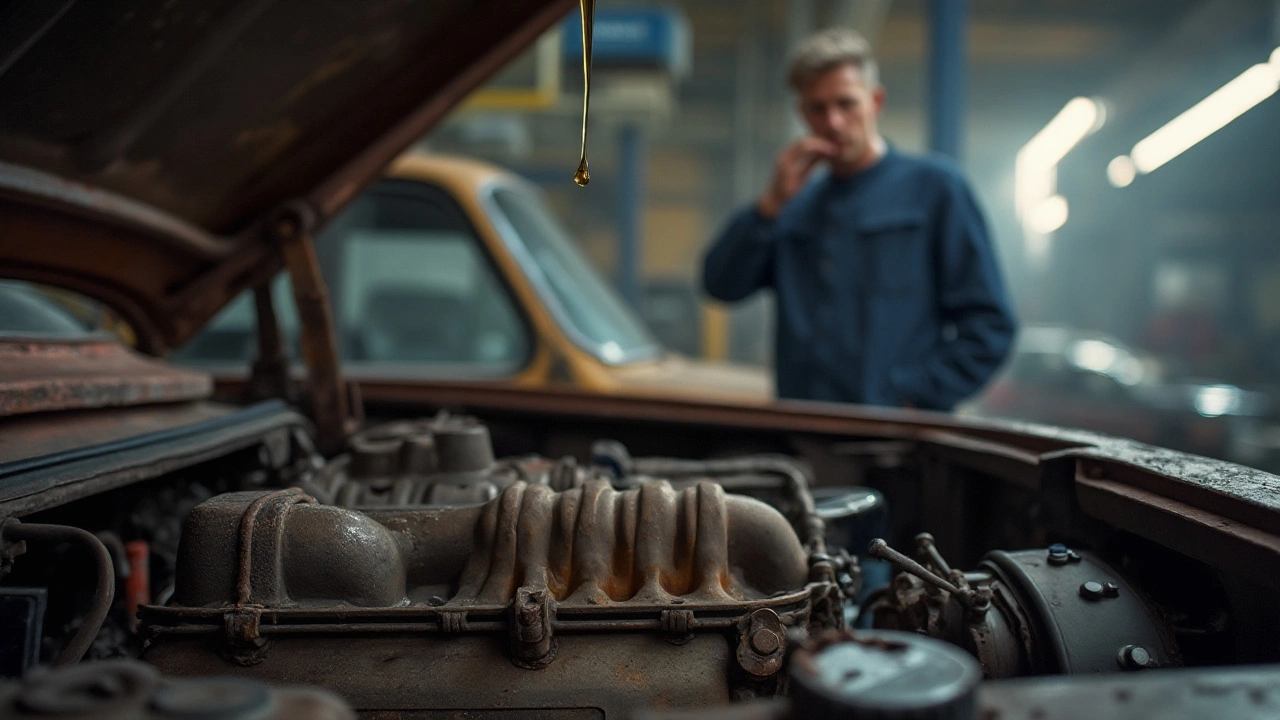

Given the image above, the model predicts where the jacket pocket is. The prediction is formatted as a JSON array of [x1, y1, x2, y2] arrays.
[[857, 212, 927, 292]]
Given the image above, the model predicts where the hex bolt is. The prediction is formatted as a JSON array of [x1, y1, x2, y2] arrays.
[[1117, 645, 1152, 670], [1047, 544, 1070, 566], [1079, 581, 1106, 600], [750, 627, 782, 655], [1047, 544, 1083, 566], [1103, 582, 1121, 598]]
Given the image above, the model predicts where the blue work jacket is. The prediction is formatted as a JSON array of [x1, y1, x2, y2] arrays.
[[701, 147, 1016, 411]]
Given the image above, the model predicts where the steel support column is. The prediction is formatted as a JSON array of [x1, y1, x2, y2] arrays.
[[928, 0, 967, 162], [616, 123, 646, 307]]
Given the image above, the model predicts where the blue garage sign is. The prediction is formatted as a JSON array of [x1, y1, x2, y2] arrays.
[[562, 7, 691, 80]]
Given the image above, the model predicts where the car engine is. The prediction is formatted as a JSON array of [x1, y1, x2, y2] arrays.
[[0, 411, 1251, 719], [124, 415, 854, 716]]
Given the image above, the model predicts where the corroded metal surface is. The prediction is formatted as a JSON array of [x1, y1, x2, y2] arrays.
[[168, 481, 808, 610], [0, 339, 211, 418], [0, 0, 576, 353], [0, 659, 354, 719], [143, 478, 823, 714], [0, 400, 306, 518], [145, 634, 732, 716], [346, 379, 1280, 580]]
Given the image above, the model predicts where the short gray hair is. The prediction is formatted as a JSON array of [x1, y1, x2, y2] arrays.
[[787, 28, 879, 90]]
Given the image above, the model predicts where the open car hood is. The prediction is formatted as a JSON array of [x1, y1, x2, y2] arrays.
[[0, 0, 573, 354]]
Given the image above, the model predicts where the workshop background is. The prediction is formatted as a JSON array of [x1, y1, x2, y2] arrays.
[[423, 0, 1280, 469]]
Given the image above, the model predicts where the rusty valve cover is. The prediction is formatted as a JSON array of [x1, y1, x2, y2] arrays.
[[140, 480, 821, 715], [164, 480, 808, 610]]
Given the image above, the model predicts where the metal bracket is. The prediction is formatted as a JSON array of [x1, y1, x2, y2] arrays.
[[736, 608, 786, 678], [510, 586, 557, 669], [660, 608, 695, 645], [221, 606, 268, 666], [439, 610, 469, 633], [807, 582, 845, 633], [268, 201, 353, 456], [246, 283, 295, 404]]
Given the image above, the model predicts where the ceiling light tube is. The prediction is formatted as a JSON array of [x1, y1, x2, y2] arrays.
[[1015, 97, 1103, 220], [1130, 62, 1280, 174]]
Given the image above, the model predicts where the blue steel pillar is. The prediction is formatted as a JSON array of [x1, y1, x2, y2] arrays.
[[928, 0, 967, 162], [616, 123, 645, 307]]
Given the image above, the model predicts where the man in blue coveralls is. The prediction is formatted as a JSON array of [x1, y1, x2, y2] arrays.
[[702, 28, 1016, 411]]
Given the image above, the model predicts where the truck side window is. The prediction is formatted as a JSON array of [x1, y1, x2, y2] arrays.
[[175, 181, 531, 378]]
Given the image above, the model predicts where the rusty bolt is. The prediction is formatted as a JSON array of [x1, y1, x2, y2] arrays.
[[1117, 645, 1152, 670], [751, 627, 782, 656], [518, 604, 541, 627]]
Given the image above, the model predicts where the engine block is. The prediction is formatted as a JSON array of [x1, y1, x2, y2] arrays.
[[139, 433, 846, 717]]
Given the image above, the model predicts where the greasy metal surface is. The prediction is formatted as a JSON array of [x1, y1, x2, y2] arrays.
[[636, 664, 1280, 720], [169, 481, 808, 609], [145, 634, 731, 717], [146, 472, 826, 713], [975, 664, 1280, 719], [0, 339, 211, 418], [348, 380, 1280, 577], [1076, 473, 1280, 592], [0, 521, 114, 665], [0, 401, 307, 518], [0, 402, 233, 468], [981, 549, 1178, 674], [869, 537, 1032, 680], [301, 417, 602, 508], [0, 659, 354, 719], [626, 455, 826, 553], [0, 0, 576, 352]]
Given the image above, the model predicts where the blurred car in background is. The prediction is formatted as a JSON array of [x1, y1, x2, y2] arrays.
[[968, 324, 1279, 469], [175, 154, 770, 402]]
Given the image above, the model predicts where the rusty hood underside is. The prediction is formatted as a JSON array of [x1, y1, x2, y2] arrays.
[[0, 0, 574, 354]]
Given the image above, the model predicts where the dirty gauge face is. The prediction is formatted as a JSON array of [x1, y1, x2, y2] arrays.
[[573, 0, 595, 186]]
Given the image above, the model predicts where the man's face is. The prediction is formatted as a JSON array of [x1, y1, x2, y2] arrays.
[[797, 63, 885, 172]]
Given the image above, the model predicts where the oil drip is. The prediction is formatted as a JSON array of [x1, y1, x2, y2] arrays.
[[573, 0, 595, 186]]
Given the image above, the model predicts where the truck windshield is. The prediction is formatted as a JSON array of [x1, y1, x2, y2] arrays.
[[488, 185, 660, 363]]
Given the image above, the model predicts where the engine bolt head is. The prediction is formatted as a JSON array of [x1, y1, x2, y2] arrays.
[[751, 628, 782, 655], [1047, 543, 1079, 566], [1117, 645, 1152, 670], [1079, 581, 1106, 600]]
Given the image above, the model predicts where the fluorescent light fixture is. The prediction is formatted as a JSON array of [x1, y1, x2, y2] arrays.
[[1016, 97, 1104, 264], [1130, 61, 1280, 174], [1107, 155, 1136, 188], [1027, 195, 1069, 234], [1020, 98, 1105, 173], [1015, 97, 1105, 220]]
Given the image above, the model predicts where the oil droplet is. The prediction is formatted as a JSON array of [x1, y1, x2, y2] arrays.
[[573, 0, 595, 187]]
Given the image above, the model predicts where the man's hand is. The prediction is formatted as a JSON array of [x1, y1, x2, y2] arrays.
[[756, 137, 838, 219]]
